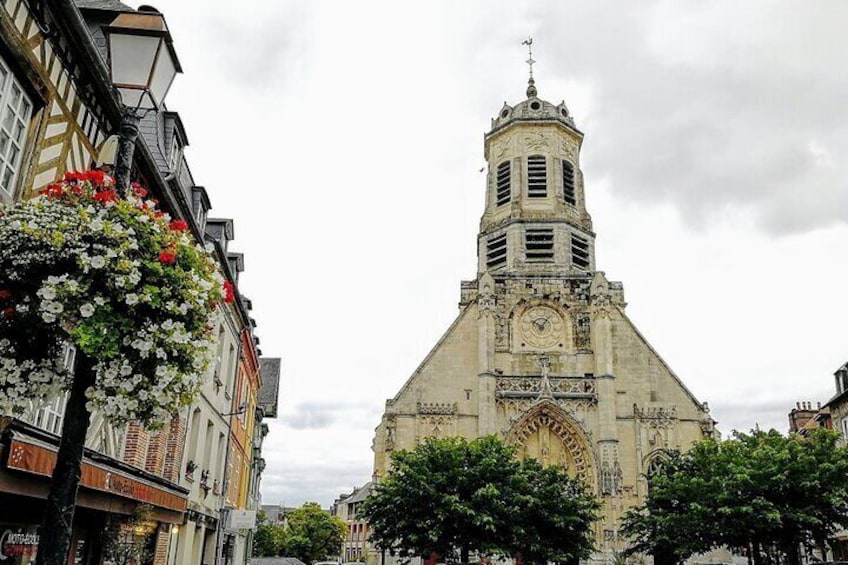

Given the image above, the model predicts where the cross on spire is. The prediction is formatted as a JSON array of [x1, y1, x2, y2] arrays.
[[521, 37, 538, 97]]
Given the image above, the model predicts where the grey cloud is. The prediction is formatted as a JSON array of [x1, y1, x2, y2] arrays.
[[278, 400, 382, 431], [260, 460, 374, 507], [529, 1, 848, 235]]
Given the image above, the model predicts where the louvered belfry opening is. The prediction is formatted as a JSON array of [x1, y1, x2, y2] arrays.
[[496, 161, 511, 206], [525, 228, 554, 262], [486, 233, 508, 269], [571, 233, 590, 270], [527, 155, 547, 197], [563, 160, 576, 205]]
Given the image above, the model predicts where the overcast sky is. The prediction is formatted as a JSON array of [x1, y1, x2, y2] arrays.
[[144, 0, 848, 508]]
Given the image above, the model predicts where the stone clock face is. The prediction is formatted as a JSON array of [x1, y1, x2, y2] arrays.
[[519, 306, 564, 348]]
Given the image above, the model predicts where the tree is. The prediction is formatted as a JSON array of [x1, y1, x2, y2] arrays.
[[360, 435, 599, 564], [0, 172, 230, 565], [621, 428, 848, 565], [253, 511, 289, 557], [284, 503, 347, 563]]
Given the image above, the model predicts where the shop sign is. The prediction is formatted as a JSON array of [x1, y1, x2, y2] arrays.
[[227, 509, 256, 530], [6, 439, 187, 512], [0, 526, 39, 564]]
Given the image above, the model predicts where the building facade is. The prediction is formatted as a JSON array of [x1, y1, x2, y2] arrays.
[[371, 78, 717, 562], [331, 482, 372, 563], [0, 2, 280, 564]]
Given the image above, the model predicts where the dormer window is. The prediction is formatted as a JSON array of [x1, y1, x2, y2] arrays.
[[496, 161, 511, 206], [571, 233, 590, 270], [562, 160, 576, 205], [525, 228, 554, 262], [527, 155, 547, 198]]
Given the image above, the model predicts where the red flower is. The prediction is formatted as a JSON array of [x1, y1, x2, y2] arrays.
[[158, 250, 177, 264], [154, 211, 165, 219], [2, 307, 13, 317], [0, 289, 11, 300], [85, 170, 106, 185], [39, 183, 64, 198], [93, 189, 118, 204], [63, 171, 85, 182], [223, 281, 235, 304], [70, 184, 84, 196], [132, 182, 148, 198], [169, 219, 189, 232]]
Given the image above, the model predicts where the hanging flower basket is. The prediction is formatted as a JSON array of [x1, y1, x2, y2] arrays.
[[0, 171, 232, 428]]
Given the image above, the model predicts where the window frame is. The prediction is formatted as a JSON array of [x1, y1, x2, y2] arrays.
[[495, 160, 511, 206], [562, 159, 576, 205], [486, 233, 508, 269], [526, 154, 547, 198], [0, 55, 34, 199]]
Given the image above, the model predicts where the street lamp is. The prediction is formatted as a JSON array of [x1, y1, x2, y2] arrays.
[[104, 5, 182, 193]]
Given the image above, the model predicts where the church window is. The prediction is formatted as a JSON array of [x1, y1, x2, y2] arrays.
[[527, 155, 547, 197], [525, 228, 554, 262], [0, 57, 33, 199], [562, 160, 576, 205], [495, 161, 511, 206], [486, 234, 507, 269], [571, 233, 590, 270]]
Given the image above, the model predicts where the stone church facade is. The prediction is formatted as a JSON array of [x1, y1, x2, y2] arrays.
[[371, 78, 717, 559]]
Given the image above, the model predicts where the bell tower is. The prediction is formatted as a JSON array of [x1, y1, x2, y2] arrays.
[[477, 76, 595, 276]]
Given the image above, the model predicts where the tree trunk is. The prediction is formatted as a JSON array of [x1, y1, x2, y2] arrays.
[[752, 541, 764, 565], [35, 354, 95, 565], [460, 546, 469, 565]]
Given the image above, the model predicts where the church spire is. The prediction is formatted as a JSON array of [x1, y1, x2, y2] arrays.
[[522, 37, 537, 98]]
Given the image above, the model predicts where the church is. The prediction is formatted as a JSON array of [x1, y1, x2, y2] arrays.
[[371, 70, 717, 559]]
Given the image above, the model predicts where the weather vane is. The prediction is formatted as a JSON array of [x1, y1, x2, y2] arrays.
[[522, 37, 535, 80], [521, 37, 537, 97]]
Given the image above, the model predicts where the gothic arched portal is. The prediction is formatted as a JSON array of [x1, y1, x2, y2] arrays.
[[505, 400, 596, 490]]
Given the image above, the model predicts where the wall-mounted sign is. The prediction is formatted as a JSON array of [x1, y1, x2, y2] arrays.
[[0, 526, 39, 564], [227, 510, 256, 530], [6, 439, 187, 513]]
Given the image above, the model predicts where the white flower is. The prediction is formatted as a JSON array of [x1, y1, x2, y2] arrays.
[[90, 219, 103, 231], [37, 287, 56, 300], [79, 304, 95, 318], [94, 296, 105, 306], [90, 256, 106, 269], [41, 312, 56, 323], [125, 294, 139, 306]]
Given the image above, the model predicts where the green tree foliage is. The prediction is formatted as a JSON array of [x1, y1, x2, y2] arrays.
[[360, 436, 599, 564], [253, 511, 289, 557], [285, 502, 347, 564], [621, 428, 848, 565]]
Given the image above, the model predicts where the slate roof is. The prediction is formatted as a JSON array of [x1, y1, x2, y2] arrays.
[[251, 558, 306, 565], [259, 358, 281, 418], [75, 0, 133, 11], [344, 482, 372, 504]]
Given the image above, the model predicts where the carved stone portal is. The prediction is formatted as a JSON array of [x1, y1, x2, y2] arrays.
[[505, 400, 596, 489]]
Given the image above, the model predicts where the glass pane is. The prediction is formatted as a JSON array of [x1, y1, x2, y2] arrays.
[[19, 97, 30, 116], [2, 167, 12, 188], [10, 85, 20, 108], [0, 67, 7, 92], [0, 130, 10, 155], [14, 121, 24, 143], [8, 144, 19, 165]]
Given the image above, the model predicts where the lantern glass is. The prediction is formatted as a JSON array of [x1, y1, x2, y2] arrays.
[[149, 44, 178, 108], [108, 33, 161, 103]]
